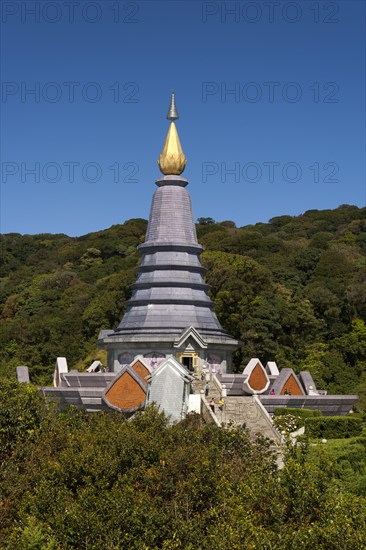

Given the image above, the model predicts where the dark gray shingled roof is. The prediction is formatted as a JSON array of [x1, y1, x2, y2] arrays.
[[107, 175, 238, 346]]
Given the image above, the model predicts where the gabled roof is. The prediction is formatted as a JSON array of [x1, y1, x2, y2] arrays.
[[102, 366, 147, 413], [147, 356, 193, 423], [129, 355, 151, 371], [86, 360, 103, 373], [54, 357, 68, 387], [299, 371, 318, 395], [242, 358, 270, 394], [271, 368, 305, 396], [173, 326, 207, 349], [266, 361, 279, 376], [243, 358, 263, 375], [129, 355, 152, 385], [147, 356, 193, 383]]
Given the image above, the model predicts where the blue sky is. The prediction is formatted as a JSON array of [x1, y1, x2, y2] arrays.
[[1, 0, 365, 235]]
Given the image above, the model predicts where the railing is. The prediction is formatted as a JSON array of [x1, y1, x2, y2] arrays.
[[211, 373, 223, 396], [252, 395, 282, 442], [201, 395, 221, 427]]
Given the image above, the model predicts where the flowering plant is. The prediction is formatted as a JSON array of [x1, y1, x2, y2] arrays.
[[273, 414, 305, 434]]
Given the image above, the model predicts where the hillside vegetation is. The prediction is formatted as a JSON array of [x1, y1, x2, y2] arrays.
[[0, 381, 365, 549], [1, 205, 366, 406]]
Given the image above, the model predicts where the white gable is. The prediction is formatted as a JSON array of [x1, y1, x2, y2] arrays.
[[243, 358, 264, 375], [266, 361, 279, 376], [173, 326, 207, 349], [86, 360, 103, 373], [147, 357, 192, 423], [242, 358, 270, 395], [54, 357, 68, 387], [149, 356, 192, 381]]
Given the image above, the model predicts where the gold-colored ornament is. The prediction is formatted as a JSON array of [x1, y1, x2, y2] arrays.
[[158, 121, 187, 175]]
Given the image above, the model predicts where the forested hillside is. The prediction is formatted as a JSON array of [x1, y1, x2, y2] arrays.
[[1, 205, 366, 405]]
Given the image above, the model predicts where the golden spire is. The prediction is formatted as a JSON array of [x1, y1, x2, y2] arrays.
[[158, 92, 187, 175]]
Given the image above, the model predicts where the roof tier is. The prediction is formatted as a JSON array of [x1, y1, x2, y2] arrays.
[[115, 175, 232, 341]]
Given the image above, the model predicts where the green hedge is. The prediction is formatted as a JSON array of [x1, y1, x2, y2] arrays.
[[305, 416, 363, 439], [274, 407, 323, 419]]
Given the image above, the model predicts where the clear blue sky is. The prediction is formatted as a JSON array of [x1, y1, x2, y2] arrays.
[[1, 0, 365, 235]]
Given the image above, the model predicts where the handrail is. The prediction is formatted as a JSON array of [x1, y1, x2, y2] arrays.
[[211, 373, 222, 394], [252, 395, 282, 442], [201, 395, 221, 427]]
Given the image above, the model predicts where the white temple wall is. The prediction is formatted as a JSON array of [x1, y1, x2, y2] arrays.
[[107, 344, 232, 374]]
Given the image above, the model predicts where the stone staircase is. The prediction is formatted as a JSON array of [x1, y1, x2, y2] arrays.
[[194, 375, 281, 446], [218, 395, 281, 444], [192, 377, 220, 400], [191, 376, 283, 468], [191, 378, 206, 395]]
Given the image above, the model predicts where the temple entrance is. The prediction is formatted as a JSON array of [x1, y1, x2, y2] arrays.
[[176, 352, 199, 375]]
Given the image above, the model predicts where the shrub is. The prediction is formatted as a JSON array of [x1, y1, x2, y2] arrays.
[[274, 407, 323, 418], [274, 408, 324, 434], [305, 416, 363, 439], [274, 414, 304, 434]]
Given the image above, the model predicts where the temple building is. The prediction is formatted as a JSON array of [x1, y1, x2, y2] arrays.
[[35, 93, 357, 430], [97, 92, 239, 375]]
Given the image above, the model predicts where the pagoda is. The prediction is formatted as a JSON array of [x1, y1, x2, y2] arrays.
[[97, 93, 240, 374], [37, 93, 357, 422]]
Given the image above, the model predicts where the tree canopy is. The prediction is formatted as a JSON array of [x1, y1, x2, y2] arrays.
[[1, 206, 365, 406], [0, 380, 365, 549]]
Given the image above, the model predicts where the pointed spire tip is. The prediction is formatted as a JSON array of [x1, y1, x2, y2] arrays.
[[167, 91, 179, 121]]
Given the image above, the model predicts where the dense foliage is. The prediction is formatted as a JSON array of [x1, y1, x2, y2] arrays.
[[273, 409, 363, 438], [274, 407, 323, 418], [273, 408, 322, 434], [305, 416, 363, 439], [1, 380, 366, 549], [1, 205, 366, 405], [308, 435, 366, 497]]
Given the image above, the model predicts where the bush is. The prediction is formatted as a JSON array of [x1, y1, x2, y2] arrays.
[[305, 416, 363, 439], [0, 379, 48, 460], [274, 407, 323, 418], [273, 408, 324, 434], [274, 414, 304, 434]]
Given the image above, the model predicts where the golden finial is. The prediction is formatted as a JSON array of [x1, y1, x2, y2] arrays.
[[158, 92, 187, 175]]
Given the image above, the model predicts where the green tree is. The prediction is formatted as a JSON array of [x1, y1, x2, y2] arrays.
[[197, 217, 215, 225]]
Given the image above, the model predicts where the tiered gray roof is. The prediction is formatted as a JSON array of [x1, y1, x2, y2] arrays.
[[111, 175, 236, 344]]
